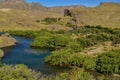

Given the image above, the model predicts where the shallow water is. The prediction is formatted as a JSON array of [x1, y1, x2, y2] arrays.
[[1, 36, 68, 74]]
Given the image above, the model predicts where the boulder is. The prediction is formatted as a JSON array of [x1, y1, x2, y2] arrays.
[[0, 33, 17, 48], [0, 49, 4, 58]]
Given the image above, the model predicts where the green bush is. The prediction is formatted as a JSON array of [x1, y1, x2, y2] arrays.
[[0, 64, 37, 80], [77, 37, 93, 48], [69, 68, 94, 80], [41, 17, 59, 24], [31, 34, 72, 48], [71, 54, 96, 70], [66, 41, 82, 52], [96, 50, 120, 74], [45, 49, 96, 70], [44, 49, 73, 66]]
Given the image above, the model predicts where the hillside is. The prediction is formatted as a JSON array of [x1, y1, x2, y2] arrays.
[[0, 0, 64, 31], [0, 0, 48, 10], [65, 2, 120, 28], [0, 1, 120, 31]]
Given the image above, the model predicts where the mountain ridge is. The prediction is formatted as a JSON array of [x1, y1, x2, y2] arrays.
[[0, 1, 119, 31]]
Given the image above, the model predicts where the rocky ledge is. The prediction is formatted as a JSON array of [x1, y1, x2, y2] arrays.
[[0, 33, 17, 58]]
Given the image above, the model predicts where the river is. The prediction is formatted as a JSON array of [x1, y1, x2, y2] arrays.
[[1, 36, 69, 74]]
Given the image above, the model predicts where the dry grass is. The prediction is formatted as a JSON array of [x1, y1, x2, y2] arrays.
[[66, 2, 120, 28], [79, 41, 120, 56]]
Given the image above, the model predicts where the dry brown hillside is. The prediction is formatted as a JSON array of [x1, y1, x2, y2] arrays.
[[0, 1, 119, 31], [68, 2, 120, 28], [0, 0, 63, 31]]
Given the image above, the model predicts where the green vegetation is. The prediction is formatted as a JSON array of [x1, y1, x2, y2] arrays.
[[0, 64, 38, 80], [0, 1, 120, 79], [9, 29, 52, 38], [7, 25, 120, 78], [96, 50, 120, 74], [31, 34, 72, 48], [41, 17, 60, 24], [45, 49, 96, 70]]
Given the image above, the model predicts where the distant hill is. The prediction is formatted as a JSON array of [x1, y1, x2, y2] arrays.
[[49, 5, 86, 13], [66, 2, 120, 28], [0, 1, 119, 31], [0, 0, 48, 10], [0, 0, 63, 31]]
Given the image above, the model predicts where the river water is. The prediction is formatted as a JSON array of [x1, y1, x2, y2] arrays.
[[1, 36, 68, 74]]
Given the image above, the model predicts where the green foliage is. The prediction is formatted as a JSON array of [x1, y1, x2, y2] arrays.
[[0, 64, 37, 80], [69, 68, 94, 80], [8, 25, 120, 76], [71, 54, 96, 70], [45, 49, 73, 66], [45, 49, 96, 70], [77, 37, 93, 48], [66, 41, 82, 52], [75, 26, 120, 48], [96, 50, 120, 74], [41, 17, 59, 24], [9, 29, 51, 38], [45, 72, 68, 80], [31, 34, 72, 48]]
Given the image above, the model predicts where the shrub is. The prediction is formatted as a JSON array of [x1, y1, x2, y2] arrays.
[[41, 17, 59, 24], [71, 54, 96, 70], [45, 49, 96, 70], [96, 50, 120, 74], [66, 41, 82, 52], [44, 49, 73, 66], [69, 68, 94, 80], [0, 64, 37, 80], [31, 34, 72, 48]]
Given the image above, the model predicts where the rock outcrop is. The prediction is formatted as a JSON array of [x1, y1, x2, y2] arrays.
[[0, 49, 4, 58], [0, 33, 17, 58], [0, 33, 17, 48]]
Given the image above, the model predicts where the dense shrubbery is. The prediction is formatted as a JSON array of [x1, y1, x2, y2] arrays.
[[45, 49, 96, 70], [31, 34, 72, 48], [69, 68, 94, 80], [66, 41, 82, 52], [9, 29, 51, 38], [96, 50, 120, 74], [0, 64, 38, 80], [8, 25, 120, 76], [41, 17, 59, 24]]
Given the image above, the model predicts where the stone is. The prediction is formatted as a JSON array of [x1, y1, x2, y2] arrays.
[[0, 33, 17, 48], [0, 49, 4, 58]]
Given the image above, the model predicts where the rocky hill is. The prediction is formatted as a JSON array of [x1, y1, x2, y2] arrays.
[[64, 2, 120, 28], [0, 1, 119, 31], [0, 0, 48, 10]]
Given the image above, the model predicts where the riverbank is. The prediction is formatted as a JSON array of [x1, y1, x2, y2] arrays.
[[0, 33, 17, 58], [1, 26, 120, 79]]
